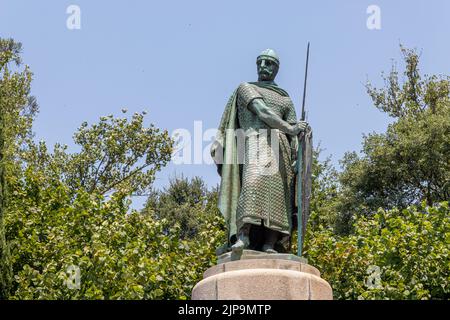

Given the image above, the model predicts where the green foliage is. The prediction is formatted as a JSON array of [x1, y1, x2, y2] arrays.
[[5, 170, 225, 299], [0, 38, 37, 298], [3, 108, 224, 299], [3, 109, 219, 298], [143, 176, 223, 239], [336, 46, 449, 233], [0, 38, 225, 299], [366, 46, 449, 119], [308, 148, 340, 233], [305, 202, 450, 300], [23, 111, 173, 197], [301, 47, 449, 300]]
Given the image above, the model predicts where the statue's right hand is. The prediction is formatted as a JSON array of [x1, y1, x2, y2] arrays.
[[211, 141, 223, 176], [210, 140, 220, 158]]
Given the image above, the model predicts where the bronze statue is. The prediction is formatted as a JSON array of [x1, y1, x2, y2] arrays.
[[211, 48, 312, 258]]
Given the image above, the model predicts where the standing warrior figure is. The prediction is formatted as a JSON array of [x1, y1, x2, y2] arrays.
[[211, 49, 312, 257]]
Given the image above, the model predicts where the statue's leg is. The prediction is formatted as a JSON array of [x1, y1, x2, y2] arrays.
[[262, 228, 279, 253], [231, 223, 251, 259]]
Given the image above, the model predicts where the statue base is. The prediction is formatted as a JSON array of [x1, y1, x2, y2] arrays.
[[192, 250, 333, 300]]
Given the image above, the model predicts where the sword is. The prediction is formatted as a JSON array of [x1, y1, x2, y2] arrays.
[[297, 42, 310, 257], [301, 42, 310, 121]]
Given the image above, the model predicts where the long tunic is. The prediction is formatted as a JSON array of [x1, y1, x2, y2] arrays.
[[235, 82, 297, 235]]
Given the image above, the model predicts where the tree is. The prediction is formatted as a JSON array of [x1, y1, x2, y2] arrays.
[[305, 201, 449, 300], [307, 148, 340, 232], [23, 111, 173, 199], [0, 38, 223, 299], [0, 38, 37, 298], [6, 177, 225, 299], [336, 46, 449, 233], [302, 46, 450, 300], [0, 38, 220, 299], [4, 109, 181, 298], [143, 176, 223, 239]]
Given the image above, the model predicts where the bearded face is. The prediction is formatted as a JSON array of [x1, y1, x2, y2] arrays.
[[257, 58, 279, 82]]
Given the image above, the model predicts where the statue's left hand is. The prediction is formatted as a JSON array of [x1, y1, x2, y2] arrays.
[[291, 135, 299, 160], [291, 160, 298, 173]]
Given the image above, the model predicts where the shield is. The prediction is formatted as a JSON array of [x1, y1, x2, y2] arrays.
[[295, 126, 313, 256]]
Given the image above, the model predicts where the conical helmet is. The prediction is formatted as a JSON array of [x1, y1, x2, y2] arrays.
[[257, 48, 280, 66]]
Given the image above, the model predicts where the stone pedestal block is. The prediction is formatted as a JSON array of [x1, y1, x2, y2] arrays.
[[192, 251, 333, 300]]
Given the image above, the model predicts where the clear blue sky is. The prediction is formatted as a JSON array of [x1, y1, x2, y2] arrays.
[[1, 1, 449, 208]]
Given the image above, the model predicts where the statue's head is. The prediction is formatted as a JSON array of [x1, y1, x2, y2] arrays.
[[256, 48, 280, 82]]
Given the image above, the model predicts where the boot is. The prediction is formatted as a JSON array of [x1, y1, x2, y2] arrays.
[[231, 225, 250, 260], [262, 229, 278, 254]]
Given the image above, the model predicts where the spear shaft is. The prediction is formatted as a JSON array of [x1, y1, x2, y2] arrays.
[[301, 42, 310, 121], [297, 42, 310, 257]]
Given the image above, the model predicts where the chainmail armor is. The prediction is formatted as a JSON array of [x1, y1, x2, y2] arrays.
[[235, 82, 297, 235]]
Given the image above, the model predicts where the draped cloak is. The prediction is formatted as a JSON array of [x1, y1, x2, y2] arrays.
[[212, 82, 303, 248]]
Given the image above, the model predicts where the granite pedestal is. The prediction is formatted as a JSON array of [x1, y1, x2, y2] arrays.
[[192, 250, 333, 300]]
